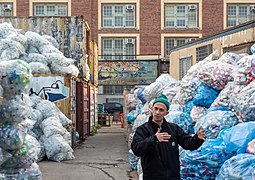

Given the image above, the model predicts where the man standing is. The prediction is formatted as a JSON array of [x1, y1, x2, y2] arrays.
[[131, 94, 206, 180]]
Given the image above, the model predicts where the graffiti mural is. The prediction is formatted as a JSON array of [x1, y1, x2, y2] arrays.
[[29, 76, 70, 102], [98, 61, 158, 85]]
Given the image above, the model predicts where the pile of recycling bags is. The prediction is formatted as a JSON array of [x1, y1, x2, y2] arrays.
[[0, 21, 77, 178], [127, 44, 255, 179], [0, 22, 82, 77], [0, 60, 42, 179]]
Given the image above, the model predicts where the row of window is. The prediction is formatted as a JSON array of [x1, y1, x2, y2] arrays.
[[103, 85, 133, 95], [1, 3, 255, 28], [102, 3, 255, 28], [0, 3, 67, 16], [101, 37, 196, 60]]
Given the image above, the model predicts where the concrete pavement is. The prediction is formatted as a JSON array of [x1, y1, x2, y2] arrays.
[[38, 124, 139, 180]]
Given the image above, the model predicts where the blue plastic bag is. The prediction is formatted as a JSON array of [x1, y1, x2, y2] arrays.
[[193, 83, 220, 108], [137, 87, 147, 105], [216, 153, 255, 180], [165, 110, 194, 134], [126, 110, 136, 125], [180, 129, 235, 180], [223, 121, 255, 154], [184, 100, 195, 114]]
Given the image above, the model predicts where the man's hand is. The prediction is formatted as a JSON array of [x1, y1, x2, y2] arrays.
[[155, 128, 171, 142], [197, 126, 206, 141]]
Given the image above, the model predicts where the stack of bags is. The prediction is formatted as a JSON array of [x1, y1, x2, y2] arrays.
[[0, 60, 42, 179]]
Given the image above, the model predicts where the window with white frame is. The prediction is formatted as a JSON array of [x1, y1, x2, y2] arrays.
[[165, 4, 198, 28], [34, 4, 67, 16], [196, 44, 213, 62], [165, 37, 196, 57], [103, 85, 133, 94], [102, 4, 135, 28], [227, 4, 255, 27], [0, 3, 13, 16], [102, 38, 135, 60], [179, 56, 192, 80]]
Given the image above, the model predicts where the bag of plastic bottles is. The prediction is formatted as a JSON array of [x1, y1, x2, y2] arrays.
[[180, 129, 235, 180], [198, 61, 235, 90], [193, 83, 220, 108], [0, 162, 42, 180], [195, 108, 238, 139], [216, 153, 255, 180], [223, 121, 255, 154], [1, 135, 41, 169], [128, 149, 140, 171], [165, 110, 194, 133]]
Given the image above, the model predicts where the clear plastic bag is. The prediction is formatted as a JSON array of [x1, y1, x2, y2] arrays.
[[36, 100, 59, 119], [0, 162, 42, 180], [128, 149, 140, 171], [41, 116, 66, 138], [216, 153, 255, 180], [0, 60, 32, 98], [1, 135, 41, 169], [0, 22, 18, 39], [43, 134, 74, 162], [0, 121, 30, 150], [195, 109, 238, 139], [0, 96, 32, 124], [198, 61, 235, 90], [27, 53, 48, 65], [0, 148, 11, 167], [233, 81, 255, 122], [29, 62, 51, 74]]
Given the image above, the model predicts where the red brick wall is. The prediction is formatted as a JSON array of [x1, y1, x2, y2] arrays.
[[202, 0, 224, 37], [139, 0, 161, 55], [17, 0, 29, 16]]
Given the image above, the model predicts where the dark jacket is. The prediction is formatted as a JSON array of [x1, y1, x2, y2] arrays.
[[131, 116, 204, 180]]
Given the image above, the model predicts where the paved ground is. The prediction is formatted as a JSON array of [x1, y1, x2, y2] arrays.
[[38, 124, 139, 180]]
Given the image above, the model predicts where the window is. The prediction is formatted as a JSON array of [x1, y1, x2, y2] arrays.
[[165, 38, 195, 57], [223, 43, 253, 54], [0, 3, 13, 16], [227, 4, 255, 27], [196, 44, 213, 62], [102, 4, 135, 28], [102, 38, 135, 60], [34, 4, 67, 16], [103, 85, 133, 94], [165, 4, 198, 28], [179, 56, 192, 80]]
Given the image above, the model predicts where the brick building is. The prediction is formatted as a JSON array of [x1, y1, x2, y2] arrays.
[[1, 0, 255, 103]]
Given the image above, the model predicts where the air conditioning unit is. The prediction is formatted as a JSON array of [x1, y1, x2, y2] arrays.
[[126, 5, 135, 11], [250, 5, 255, 11], [3, 4, 12, 10], [188, 5, 197, 11], [125, 38, 135, 44]]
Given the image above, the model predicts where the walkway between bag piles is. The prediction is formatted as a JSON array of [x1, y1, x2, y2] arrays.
[[39, 124, 138, 180]]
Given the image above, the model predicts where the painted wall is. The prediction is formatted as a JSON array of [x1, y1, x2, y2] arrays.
[[98, 60, 158, 85]]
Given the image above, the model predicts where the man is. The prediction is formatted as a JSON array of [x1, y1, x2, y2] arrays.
[[131, 94, 206, 180]]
